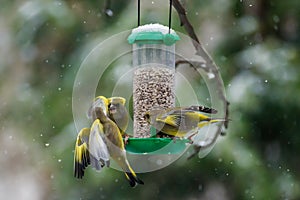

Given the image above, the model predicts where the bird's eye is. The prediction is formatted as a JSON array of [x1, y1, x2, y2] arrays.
[[144, 113, 150, 119]]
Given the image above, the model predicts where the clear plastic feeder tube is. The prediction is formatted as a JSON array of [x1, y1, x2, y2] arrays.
[[128, 24, 180, 137]]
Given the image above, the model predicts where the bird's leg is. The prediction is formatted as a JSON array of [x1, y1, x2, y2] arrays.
[[123, 133, 130, 146], [172, 136, 180, 143], [186, 130, 198, 144], [187, 134, 195, 143], [156, 131, 170, 138]]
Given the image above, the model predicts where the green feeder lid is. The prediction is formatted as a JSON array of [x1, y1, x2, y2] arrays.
[[125, 137, 190, 154], [128, 23, 180, 46]]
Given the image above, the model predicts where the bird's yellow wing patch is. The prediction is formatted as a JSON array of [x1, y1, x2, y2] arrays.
[[74, 128, 91, 179], [156, 114, 182, 127]]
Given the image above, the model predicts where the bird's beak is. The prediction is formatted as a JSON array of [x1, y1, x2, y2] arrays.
[[143, 113, 150, 122]]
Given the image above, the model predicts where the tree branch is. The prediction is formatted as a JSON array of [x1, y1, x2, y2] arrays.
[[172, 0, 230, 156]]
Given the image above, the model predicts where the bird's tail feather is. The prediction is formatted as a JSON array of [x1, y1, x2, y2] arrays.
[[125, 172, 144, 187], [124, 167, 144, 187], [198, 118, 227, 128], [209, 118, 227, 123]]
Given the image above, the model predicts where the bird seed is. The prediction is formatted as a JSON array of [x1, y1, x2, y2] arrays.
[[133, 66, 175, 137]]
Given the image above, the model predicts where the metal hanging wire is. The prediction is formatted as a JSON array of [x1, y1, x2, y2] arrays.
[[138, 0, 141, 26], [168, 0, 173, 33], [137, 0, 173, 30]]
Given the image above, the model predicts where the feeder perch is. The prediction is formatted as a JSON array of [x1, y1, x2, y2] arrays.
[[124, 24, 188, 155], [125, 138, 190, 154]]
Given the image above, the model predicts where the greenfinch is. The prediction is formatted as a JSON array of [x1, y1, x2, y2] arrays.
[[76, 96, 143, 186], [88, 96, 129, 137], [144, 106, 225, 138], [107, 97, 129, 137], [76, 106, 143, 186], [92, 107, 143, 187]]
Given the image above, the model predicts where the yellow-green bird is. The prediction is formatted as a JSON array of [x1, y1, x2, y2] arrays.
[[144, 106, 225, 138], [87, 96, 129, 137], [92, 107, 143, 187], [74, 109, 143, 187], [107, 97, 129, 137]]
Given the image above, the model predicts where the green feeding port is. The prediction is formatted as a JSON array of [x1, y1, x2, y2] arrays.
[[125, 137, 190, 154]]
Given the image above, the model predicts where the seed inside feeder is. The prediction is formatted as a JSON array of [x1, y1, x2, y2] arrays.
[[133, 65, 175, 137]]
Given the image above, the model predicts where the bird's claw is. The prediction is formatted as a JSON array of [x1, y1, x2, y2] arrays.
[[124, 134, 130, 146]]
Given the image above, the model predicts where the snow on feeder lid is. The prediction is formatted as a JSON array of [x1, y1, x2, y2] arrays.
[[128, 23, 180, 138], [128, 23, 180, 46]]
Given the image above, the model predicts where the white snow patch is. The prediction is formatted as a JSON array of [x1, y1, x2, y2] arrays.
[[132, 23, 176, 35]]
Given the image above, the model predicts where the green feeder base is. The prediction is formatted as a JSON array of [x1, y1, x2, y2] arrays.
[[125, 138, 190, 155]]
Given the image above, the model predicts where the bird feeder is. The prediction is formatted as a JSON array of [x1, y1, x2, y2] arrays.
[[123, 24, 189, 155], [128, 24, 180, 138]]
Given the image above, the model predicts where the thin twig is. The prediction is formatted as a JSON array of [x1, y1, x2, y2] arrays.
[[175, 60, 208, 72]]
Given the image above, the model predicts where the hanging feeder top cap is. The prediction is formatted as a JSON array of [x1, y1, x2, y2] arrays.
[[128, 23, 180, 46]]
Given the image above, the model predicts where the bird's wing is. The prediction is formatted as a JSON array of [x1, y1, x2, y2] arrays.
[[74, 128, 91, 179], [89, 119, 110, 170], [87, 96, 108, 119], [157, 109, 205, 127], [156, 110, 184, 127], [184, 105, 218, 114]]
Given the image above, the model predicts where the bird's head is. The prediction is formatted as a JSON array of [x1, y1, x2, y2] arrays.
[[143, 112, 151, 123], [108, 97, 126, 105], [108, 97, 126, 114]]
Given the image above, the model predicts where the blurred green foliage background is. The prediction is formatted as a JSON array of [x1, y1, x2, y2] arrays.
[[0, 0, 299, 199]]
